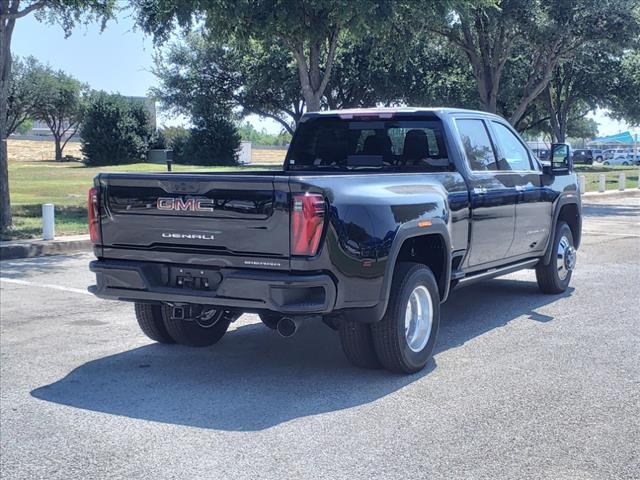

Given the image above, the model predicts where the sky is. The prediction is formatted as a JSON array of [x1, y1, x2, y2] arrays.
[[12, 10, 638, 138]]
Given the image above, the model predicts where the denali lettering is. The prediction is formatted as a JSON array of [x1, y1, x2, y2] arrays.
[[161, 233, 215, 240], [157, 197, 214, 212]]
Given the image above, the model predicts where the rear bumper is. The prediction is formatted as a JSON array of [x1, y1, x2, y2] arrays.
[[89, 259, 337, 314]]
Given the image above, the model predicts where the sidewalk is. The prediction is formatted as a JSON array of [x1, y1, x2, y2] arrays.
[[0, 234, 91, 261], [582, 188, 640, 200]]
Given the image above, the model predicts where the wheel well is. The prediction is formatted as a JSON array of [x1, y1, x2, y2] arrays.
[[557, 203, 581, 248], [395, 234, 447, 300]]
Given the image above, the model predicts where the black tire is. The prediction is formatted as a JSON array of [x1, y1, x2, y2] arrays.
[[603, 161, 610, 165], [259, 312, 281, 330], [338, 317, 381, 369], [371, 262, 440, 374], [536, 221, 575, 294], [161, 305, 231, 347], [134, 303, 175, 344]]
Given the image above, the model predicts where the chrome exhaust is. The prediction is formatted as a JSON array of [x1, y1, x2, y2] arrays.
[[276, 316, 301, 338]]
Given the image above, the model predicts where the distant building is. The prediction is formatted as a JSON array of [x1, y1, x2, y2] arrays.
[[19, 96, 156, 138]]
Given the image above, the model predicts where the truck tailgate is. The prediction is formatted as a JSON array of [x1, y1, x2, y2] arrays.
[[97, 173, 290, 257]]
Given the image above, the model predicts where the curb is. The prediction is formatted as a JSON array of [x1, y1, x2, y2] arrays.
[[582, 189, 640, 200], [0, 234, 91, 261]]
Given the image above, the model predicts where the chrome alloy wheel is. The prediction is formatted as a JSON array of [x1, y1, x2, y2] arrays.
[[404, 285, 433, 352], [557, 235, 577, 281]]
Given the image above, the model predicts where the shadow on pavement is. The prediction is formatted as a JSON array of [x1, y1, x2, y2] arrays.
[[582, 202, 640, 218], [32, 278, 572, 431], [0, 253, 87, 278]]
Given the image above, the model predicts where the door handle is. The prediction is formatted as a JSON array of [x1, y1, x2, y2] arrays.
[[515, 185, 526, 192], [473, 187, 487, 195]]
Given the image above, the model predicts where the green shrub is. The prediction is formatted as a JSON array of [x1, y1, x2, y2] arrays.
[[81, 92, 152, 166], [166, 115, 240, 166]]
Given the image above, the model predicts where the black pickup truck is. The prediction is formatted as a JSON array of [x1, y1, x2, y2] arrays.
[[89, 108, 581, 374]]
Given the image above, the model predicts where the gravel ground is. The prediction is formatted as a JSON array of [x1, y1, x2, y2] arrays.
[[1, 193, 638, 480]]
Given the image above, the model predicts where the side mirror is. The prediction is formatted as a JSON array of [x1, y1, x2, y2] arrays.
[[547, 143, 572, 175]]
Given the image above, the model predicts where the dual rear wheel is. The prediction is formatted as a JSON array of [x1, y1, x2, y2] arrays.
[[339, 262, 441, 374], [134, 303, 236, 347]]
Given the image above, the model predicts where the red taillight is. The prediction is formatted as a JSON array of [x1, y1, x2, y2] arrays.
[[291, 193, 325, 256], [88, 187, 100, 243]]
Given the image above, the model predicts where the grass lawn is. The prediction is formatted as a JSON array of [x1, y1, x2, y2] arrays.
[[3, 160, 275, 240], [574, 164, 639, 192]]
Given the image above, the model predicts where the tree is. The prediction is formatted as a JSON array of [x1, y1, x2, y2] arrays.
[[235, 38, 304, 133], [0, 0, 115, 230], [238, 122, 291, 146], [542, 46, 620, 142], [80, 91, 152, 166], [606, 49, 640, 126], [6, 55, 41, 135], [34, 68, 85, 161], [429, 0, 639, 126], [134, 0, 394, 111], [153, 32, 303, 134], [177, 119, 240, 166]]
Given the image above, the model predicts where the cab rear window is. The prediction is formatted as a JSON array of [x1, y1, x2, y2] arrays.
[[286, 117, 451, 172]]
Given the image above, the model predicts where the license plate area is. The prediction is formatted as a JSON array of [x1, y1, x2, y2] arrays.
[[169, 266, 222, 291]]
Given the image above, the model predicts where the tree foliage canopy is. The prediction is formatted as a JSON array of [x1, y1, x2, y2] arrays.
[[80, 91, 152, 166], [33, 66, 85, 160], [5, 55, 42, 135]]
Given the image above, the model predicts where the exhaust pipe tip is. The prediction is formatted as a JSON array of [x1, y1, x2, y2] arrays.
[[276, 316, 298, 338]]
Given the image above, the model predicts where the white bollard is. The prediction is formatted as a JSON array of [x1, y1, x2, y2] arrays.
[[598, 174, 606, 193], [619, 173, 625, 191], [42, 204, 55, 241], [579, 175, 586, 194]]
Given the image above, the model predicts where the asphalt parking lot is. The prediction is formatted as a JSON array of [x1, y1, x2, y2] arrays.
[[1, 193, 639, 479]]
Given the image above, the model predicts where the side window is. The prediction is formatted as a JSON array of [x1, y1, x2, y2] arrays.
[[491, 122, 532, 171], [456, 119, 497, 171]]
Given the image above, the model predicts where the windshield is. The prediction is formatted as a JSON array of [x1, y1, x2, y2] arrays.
[[286, 117, 451, 172]]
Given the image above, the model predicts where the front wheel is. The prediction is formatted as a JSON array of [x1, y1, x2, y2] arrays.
[[371, 263, 440, 374], [536, 222, 576, 294]]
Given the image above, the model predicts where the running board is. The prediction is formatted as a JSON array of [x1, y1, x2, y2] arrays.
[[453, 259, 539, 289]]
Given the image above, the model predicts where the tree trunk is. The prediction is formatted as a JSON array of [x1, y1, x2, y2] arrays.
[[0, 14, 15, 231], [54, 136, 63, 161], [285, 28, 340, 113], [304, 92, 321, 112], [0, 138, 9, 229]]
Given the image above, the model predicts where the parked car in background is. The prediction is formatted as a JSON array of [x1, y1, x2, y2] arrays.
[[573, 149, 594, 165], [604, 149, 626, 160], [622, 153, 640, 166], [532, 148, 550, 162], [591, 149, 604, 162], [604, 154, 634, 166]]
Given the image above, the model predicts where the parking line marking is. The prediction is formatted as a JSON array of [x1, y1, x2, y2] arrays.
[[0, 277, 92, 295]]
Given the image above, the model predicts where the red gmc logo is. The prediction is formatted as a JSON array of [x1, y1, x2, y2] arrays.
[[156, 197, 214, 212]]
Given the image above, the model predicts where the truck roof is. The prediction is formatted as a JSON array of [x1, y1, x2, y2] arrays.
[[301, 107, 503, 121]]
